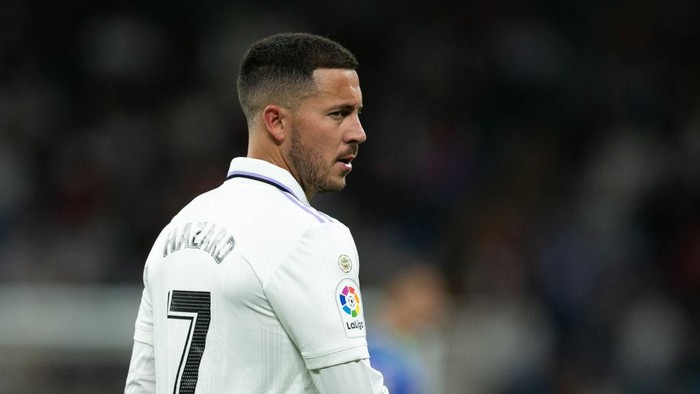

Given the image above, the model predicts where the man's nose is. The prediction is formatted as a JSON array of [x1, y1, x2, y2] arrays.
[[347, 114, 366, 144]]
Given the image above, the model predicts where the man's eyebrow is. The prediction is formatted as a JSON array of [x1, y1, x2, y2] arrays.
[[335, 103, 362, 111]]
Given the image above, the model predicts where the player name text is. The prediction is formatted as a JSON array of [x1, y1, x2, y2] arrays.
[[163, 221, 236, 264]]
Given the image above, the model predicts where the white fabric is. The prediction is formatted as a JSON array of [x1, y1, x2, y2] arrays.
[[311, 359, 389, 394], [125, 340, 155, 394], [125, 157, 385, 393]]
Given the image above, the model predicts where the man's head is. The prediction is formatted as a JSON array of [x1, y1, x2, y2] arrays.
[[237, 33, 366, 200], [237, 32, 358, 124]]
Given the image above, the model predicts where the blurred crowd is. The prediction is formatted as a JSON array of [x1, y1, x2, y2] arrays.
[[1, 1, 698, 393]]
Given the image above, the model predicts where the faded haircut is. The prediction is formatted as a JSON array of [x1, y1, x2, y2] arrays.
[[237, 32, 358, 123]]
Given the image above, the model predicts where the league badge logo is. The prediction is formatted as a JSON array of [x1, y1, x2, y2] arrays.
[[339, 285, 360, 317], [335, 279, 365, 337]]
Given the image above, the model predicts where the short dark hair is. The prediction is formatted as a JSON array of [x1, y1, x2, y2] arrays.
[[237, 32, 358, 122]]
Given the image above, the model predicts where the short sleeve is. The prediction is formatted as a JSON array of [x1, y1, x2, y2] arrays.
[[265, 223, 370, 370]]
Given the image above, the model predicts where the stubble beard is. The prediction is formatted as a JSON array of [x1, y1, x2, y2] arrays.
[[289, 126, 345, 195]]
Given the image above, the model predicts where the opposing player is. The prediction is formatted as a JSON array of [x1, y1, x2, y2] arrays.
[[124, 32, 388, 393]]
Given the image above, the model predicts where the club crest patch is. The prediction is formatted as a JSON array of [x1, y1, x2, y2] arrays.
[[335, 279, 365, 338], [338, 255, 352, 273]]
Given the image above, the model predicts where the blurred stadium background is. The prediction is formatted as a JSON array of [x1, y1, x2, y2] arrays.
[[1, 1, 698, 393]]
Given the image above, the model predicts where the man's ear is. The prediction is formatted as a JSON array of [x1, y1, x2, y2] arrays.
[[262, 104, 288, 143]]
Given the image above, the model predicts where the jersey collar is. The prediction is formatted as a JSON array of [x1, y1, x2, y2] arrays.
[[225, 157, 309, 205]]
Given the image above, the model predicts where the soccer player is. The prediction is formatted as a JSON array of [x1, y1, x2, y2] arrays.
[[124, 32, 388, 393]]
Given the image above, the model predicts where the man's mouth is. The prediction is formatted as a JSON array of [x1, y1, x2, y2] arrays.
[[336, 154, 356, 169]]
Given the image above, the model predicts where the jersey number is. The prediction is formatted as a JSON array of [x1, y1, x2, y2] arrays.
[[168, 290, 211, 394]]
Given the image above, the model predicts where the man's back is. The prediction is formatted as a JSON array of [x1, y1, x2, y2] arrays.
[[131, 158, 370, 393]]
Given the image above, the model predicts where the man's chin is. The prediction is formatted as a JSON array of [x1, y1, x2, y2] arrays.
[[317, 178, 347, 194]]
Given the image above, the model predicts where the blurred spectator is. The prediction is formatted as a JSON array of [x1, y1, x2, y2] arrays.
[[367, 261, 450, 394]]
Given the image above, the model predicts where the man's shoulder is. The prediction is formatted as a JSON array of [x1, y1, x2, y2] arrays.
[[169, 181, 350, 237], [275, 195, 341, 226]]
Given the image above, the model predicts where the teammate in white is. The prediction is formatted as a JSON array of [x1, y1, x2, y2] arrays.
[[124, 32, 389, 393]]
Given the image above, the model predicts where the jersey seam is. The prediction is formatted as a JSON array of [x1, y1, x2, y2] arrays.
[[278, 190, 333, 223], [304, 343, 369, 362]]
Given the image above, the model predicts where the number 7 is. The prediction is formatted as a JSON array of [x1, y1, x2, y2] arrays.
[[168, 290, 211, 394]]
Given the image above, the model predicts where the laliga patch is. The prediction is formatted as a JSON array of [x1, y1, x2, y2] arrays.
[[335, 279, 365, 338]]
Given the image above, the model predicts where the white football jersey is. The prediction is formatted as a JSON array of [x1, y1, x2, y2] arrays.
[[131, 157, 371, 393]]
